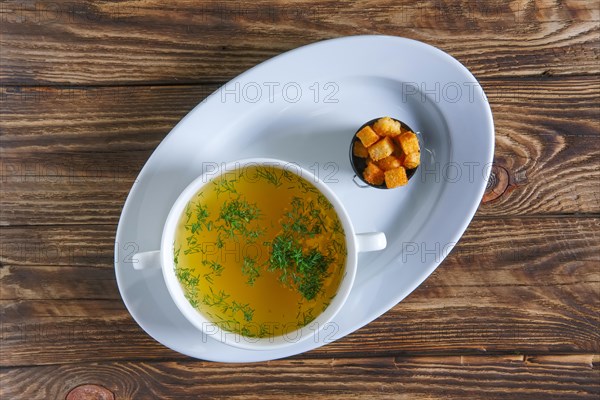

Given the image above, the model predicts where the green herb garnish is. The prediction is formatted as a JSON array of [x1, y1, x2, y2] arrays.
[[173, 246, 181, 266], [218, 197, 262, 238], [201, 287, 255, 323], [230, 301, 255, 322], [215, 232, 225, 249], [213, 177, 238, 198], [176, 267, 201, 307], [202, 259, 224, 276], [255, 166, 283, 187], [297, 308, 316, 327], [242, 256, 260, 286], [202, 287, 230, 309], [282, 197, 325, 238], [264, 194, 336, 300], [184, 234, 205, 255], [267, 233, 331, 301], [183, 202, 212, 255], [185, 203, 210, 233], [296, 177, 319, 194]]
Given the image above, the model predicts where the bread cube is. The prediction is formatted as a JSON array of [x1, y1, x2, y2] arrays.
[[352, 141, 369, 158], [373, 117, 401, 137], [368, 137, 394, 161], [392, 145, 404, 158], [404, 152, 420, 169], [377, 155, 402, 171], [363, 162, 385, 186], [384, 167, 408, 188], [395, 131, 420, 155], [356, 126, 379, 147]]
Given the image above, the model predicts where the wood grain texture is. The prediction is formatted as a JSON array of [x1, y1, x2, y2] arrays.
[[1, 355, 598, 399], [0, 85, 216, 153], [2, 76, 599, 226], [0, 225, 115, 267], [0, 0, 598, 85], [1, 218, 597, 365], [1, 0, 599, 396]]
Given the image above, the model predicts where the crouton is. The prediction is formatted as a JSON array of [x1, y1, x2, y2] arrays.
[[384, 167, 408, 188], [368, 137, 394, 161], [352, 117, 421, 189], [356, 125, 380, 147], [403, 152, 420, 169], [352, 141, 369, 158], [373, 117, 402, 137], [363, 162, 385, 186], [395, 131, 420, 155], [377, 155, 402, 171]]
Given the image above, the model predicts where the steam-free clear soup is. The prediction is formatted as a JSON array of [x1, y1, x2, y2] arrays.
[[173, 165, 347, 338]]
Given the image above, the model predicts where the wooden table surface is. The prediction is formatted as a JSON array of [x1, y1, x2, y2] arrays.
[[1, 0, 599, 398]]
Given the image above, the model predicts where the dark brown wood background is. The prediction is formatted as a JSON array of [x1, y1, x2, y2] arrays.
[[1, 0, 599, 399]]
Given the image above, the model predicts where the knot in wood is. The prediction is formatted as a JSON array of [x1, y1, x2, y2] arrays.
[[66, 384, 115, 400], [482, 165, 510, 203]]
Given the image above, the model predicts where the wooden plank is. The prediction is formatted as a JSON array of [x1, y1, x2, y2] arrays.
[[1, 77, 599, 225], [0, 225, 115, 267], [482, 75, 600, 214], [0, 355, 598, 399], [0, 0, 598, 84], [0, 266, 120, 300], [0, 85, 218, 153], [1, 218, 597, 365], [0, 177, 133, 225], [0, 300, 176, 365]]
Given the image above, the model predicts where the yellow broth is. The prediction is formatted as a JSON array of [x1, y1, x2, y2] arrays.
[[173, 165, 347, 338]]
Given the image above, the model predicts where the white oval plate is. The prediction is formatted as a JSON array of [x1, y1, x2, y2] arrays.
[[114, 35, 494, 362]]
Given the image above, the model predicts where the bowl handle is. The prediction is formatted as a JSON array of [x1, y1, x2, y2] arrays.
[[355, 232, 387, 253], [131, 250, 161, 271]]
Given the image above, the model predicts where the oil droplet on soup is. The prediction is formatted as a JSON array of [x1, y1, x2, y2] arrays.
[[173, 165, 347, 338]]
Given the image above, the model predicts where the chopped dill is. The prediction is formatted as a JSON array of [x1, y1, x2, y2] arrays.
[[185, 203, 210, 234], [182, 203, 211, 255], [330, 238, 345, 256], [202, 259, 224, 276], [331, 219, 343, 235], [184, 203, 193, 224], [203, 272, 214, 284], [317, 193, 334, 211], [215, 232, 225, 249], [184, 234, 205, 255], [296, 177, 319, 194], [230, 301, 255, 322], [218, 197, 262, 239], [264, 194, 337, 300], [255, 166, 283, 187], [213, 177, 238, 198], [245, 227, 266, 244], [267, 233, 331, 301], [201, 287, 255, 323], [296, 308, 316, 328], [242, 256, 260, 286], [240, 326, 254, 337], [281, 169, 294, 182], [202, 286, 230, 310], [282, 197, 325, 238], [176, 267, 200, 306], [173, 246, 180, 266]]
